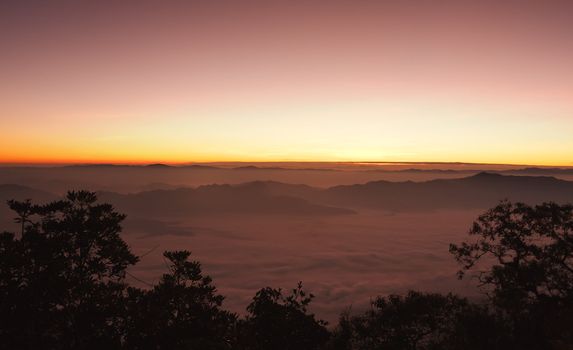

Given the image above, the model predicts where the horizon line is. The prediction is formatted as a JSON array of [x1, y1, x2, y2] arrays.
[[1, 160, 573, 168]]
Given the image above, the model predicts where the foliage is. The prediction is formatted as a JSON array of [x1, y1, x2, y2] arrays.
[[0, 191, 138, 349], [2, 193, 573, 349], [235, 282, 330, 350], [450, 200, 573, 348], [123, 250, 236, 350], [330, 291, 509, 350]]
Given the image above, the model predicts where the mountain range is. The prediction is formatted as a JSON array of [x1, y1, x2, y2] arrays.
[[1, 173, 572, 219]]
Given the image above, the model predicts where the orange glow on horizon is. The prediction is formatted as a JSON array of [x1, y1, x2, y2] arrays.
[[1, 1, 572, 167]]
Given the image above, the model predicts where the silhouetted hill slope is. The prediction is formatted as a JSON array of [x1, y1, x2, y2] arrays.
[[98, 174, 573, 215], [98, 184, 355, 217], [206, 174, 573, 210], [231, 180, 321, 199], [501, 167, 573, 175], [233, 165, 285, 170], [146, 163, 173, 168], [232, 165, 336, 171], [0, 184, 57, 203], [2, 174, 572, 218], [365, 167, 573, 176], [367, 168, 475, 174], [318, 172, 573, 210]]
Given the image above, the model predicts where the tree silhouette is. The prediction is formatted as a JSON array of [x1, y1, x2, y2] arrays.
[[3, 192, 573, 349], [329, 291, 509, 350], [123, 250, 236, 350], [235, 282, 329, 350], [450, 200, 573, 348], [0, 191, 138, 349]]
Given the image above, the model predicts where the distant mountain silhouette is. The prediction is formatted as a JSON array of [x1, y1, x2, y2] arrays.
[[1, 174, 572, 218], [98, 185, 355, 217], [232, 165, 335, 171], [146, 163, 173, 168], [63, 164, 133, 168], [367, 168, 475, 174], [108, 173, 573, 215], [316, 172, 573, 210], [63, 163, 221, 170], [138, 182, 188, 191], [208, 173, 573, 211], [0, 184, 57, 202], [365, 167, 573, 176], [233, 165, 285, 170], [501, 167, 573, 175]]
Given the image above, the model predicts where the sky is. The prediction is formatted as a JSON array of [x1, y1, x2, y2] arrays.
[[1, 0, 572, 165]]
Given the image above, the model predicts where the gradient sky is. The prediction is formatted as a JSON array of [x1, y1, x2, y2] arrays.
[[1, 0, 572, 165]]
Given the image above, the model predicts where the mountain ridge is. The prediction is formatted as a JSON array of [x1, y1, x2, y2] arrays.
[[1, 173, 572, 217]]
